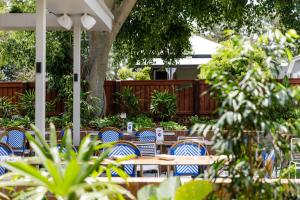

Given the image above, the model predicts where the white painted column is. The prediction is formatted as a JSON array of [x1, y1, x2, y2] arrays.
[[35, 0, 46, 138], [73, 18, 81, 146]]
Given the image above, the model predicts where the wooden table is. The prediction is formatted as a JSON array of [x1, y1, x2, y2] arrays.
[[103, 155, 228, 177], [0, 155, 227, 177]]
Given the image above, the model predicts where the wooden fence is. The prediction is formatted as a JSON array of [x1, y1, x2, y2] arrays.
[[0, 82, 64, 115], [104, 80, 218, 115], [2, 79, 300, 116]]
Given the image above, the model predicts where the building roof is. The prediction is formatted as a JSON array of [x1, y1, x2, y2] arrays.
[[151, 36, 220, 67]]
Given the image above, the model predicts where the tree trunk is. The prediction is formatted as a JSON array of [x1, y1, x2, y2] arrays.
[[84, 0, 137, 116], [86, 31, 112, 116]]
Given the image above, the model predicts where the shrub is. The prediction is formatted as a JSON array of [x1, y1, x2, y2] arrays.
[[193, 30, 300, 199], [117, 67, 134, 80], [17, 90, 55, 121], [117, 67, 151, 80], [89, 115, 123, 129], [150, 90, 177, 121], [160, 121, 187, 130], [132, 115, 155, 131], [119, 86, 140, 116], [17, 90, 35, 120], [189, 115, 216, 126], [0, 97, 15, 118], [135, 67, 151, 80]]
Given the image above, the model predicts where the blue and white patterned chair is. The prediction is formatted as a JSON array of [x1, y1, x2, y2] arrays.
[[99, 127, 123, 143], [0, 142, 13, 175], [170, 141, 207, 176], [108, 141, 140, 177], [2, 128, 27, 156], [136, 129, 156, 143]]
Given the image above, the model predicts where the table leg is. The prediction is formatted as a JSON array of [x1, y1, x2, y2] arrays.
[[167, 165, 170, 177], [140, 165, 143, 177]]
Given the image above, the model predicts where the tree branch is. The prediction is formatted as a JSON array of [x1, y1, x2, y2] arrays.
[[110, 0, 137, 41]]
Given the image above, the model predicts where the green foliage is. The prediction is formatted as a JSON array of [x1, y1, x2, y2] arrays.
[[137, 177, 212, 200], [199, 37, 252, 79], [119, 86, 140, 116], [159, 121, 187, 130], [89, 115, 123, 130], [193, 30, 300, 199], [17, 90, 55, 121], [189, 115, 216, 126], [8, 0, 35, 13], [0, 124, 132, 199], [0, 97, 15, 118], [17, 90, 35, 120], [117, 67, 151, 80], [150, 90, 177, 121], [48, 113, 73, 130], [49, 75, 100, 127], [117, 68, 134, 80], [135, 67, 151, 80], [0, 31, 35, 81], [132, 115, 155, 131], [174, 180, 213, 200], [113, 0, 282, 67]]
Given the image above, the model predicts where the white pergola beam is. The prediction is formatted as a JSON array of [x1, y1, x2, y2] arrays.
[[35, 0, 47, 137], [84, 0, 114, 31], [0, 13, 60, 30], [0, 13, 112, 31], [73, 17, 81, 146]]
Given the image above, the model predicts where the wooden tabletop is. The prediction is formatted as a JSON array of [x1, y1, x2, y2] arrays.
[[102, 155, 228, 166], [0, 155, 228, 166]]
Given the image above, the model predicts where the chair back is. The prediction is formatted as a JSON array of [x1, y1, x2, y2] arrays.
[[99, 127, 123, 143], [135, 143, 156, 157], [3, 128, 26, 155], [0, 142, 13, 175], [177, 136, 205, 143], [136, 129, 156, 142], [291, 138, 300, 162], [170, 141, 206, 176], [108, 141, 140, 177]]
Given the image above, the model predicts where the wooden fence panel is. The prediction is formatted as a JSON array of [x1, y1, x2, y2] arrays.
[[118, 80, 195, 115], [3, 78, 300, 117], [0, 82, 64, 115]]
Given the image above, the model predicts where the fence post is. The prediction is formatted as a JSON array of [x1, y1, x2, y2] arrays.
[[22, 82, 29, 93], [193, 80, 200, 115]]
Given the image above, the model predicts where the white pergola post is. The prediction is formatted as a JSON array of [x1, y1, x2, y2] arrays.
[[73, 17, 81, 146], [35, 0, 47, 138]]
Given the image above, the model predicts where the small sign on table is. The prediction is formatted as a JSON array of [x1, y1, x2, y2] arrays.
[[156, 127, 164, 143]]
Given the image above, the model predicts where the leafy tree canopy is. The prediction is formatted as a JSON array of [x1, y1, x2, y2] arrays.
[[0, 0, 300, 81], [113, 0, 290, 67]]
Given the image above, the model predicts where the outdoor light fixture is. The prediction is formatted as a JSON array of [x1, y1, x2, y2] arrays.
[[81, 14, 96, 30], [57, 14, 73, 30]]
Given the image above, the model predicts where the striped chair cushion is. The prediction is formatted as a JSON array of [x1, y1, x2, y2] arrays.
[[136, 143, 156, 157], [108, 144, 140, 177], [100, 130, 121, 143], [7, 130, 25, 154], [136, 130, 156, 142], [170, 143, 206, 176], [0, 145, 12, 175]]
